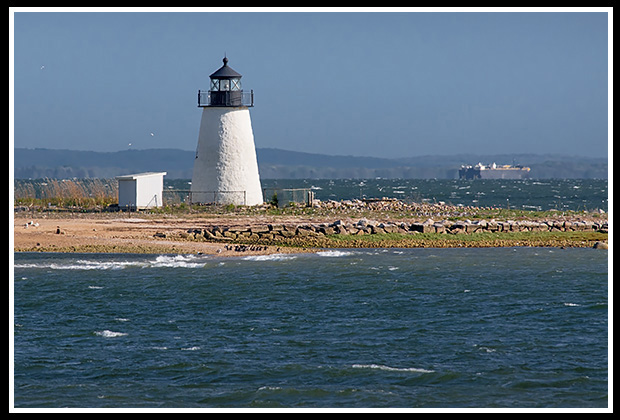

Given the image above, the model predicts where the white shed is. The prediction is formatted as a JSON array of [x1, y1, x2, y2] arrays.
[[116, 172, 167, 209]]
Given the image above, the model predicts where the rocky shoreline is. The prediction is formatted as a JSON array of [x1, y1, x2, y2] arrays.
[[172, 217, 608, 250], [182, 217, 608, 241]]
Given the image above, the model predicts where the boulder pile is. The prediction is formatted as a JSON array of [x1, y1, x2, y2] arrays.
[[179, 218, 607, 242]]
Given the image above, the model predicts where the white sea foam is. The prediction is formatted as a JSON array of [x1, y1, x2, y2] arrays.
[[15, 254, 207, 270], [94, 330, 127, 338], [181, 346, 200, 351], [352, 364, 434, 373], [15, 260, 132, 270], [242, 254, 297, 261], [258, 386, 282, 391], [316, 250, 353, 257], [151, 254, 206, 268]]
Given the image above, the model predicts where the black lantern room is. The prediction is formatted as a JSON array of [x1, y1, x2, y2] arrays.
[[198, 57, 253, 107]]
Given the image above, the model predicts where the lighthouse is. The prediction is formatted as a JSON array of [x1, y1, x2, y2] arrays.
[[191, 56, 263, 206]]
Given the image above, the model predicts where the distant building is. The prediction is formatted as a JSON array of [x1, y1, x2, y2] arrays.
[[116, 172, 167, 209]]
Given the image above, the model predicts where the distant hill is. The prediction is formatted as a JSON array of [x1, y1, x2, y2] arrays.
[[13, 147, 608, 179]]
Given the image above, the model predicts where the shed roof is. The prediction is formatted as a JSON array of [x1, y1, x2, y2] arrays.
[[116, 172, 167, 181]]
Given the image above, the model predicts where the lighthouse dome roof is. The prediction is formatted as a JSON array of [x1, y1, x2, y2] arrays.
[[209, 56, 242, 79]]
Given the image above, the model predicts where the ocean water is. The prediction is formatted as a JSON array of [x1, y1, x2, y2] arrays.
[[165, 178, 608, 212], [13, 248, 608, 408], [260, 178, 608, 212]]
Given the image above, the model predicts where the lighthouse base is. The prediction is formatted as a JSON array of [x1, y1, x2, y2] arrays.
[[191, 107, 263, 206]]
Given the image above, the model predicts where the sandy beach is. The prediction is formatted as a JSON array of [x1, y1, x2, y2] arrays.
[[13, 213, 310, 256]]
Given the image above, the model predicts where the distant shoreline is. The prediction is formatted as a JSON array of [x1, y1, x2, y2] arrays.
[[13, 147, 609, 180]]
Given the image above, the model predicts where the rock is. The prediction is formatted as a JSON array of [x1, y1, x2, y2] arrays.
[[296, 227, 319, 237], [593, 241, 608, 250], [449, 222, 467, 234], [433, 222, 446, 234], [279, 229, 297, 238], [318, 226, 335, 235], [411, 222, 434, 234], [336, 226, 349, 235], [379, 223, 399, 234], [203, 230, 217, 239]]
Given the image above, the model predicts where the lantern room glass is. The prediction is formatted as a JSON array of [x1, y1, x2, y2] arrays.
[[210, 78, 241, 92]]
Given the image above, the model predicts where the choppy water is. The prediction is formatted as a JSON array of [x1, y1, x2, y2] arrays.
[[13, 248, 608, 408], [261, 179, 608, 212], [164, 178, 608, 212]]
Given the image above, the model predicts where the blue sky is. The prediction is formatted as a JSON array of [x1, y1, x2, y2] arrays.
[[11, 9, 610, 158]]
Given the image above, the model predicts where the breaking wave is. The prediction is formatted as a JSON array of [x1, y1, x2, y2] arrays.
[[316, 250, 353, 258], [242, 254, 297, 262], [352, 364, 434, 373], [14, 254, 208, 270], [94, 330, 127, 338]]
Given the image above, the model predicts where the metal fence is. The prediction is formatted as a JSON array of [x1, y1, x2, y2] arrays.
[[163, 188, 315, 207], [163, 190, 248, 206], [263, 188, 315, 207]]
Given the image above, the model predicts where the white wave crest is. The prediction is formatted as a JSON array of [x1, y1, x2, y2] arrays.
[[352, 364, 434, 373], [15, 254, 207, 270], [94, 330, 127, 338], [151, 255, 206, 268], [242, 254, 297, 261], [15, 260, 137, 270], [316, 250, 353, 257]]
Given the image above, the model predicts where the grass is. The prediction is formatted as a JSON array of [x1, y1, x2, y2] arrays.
[[14, 178, 117, 208], [247, 230, 608, 249]]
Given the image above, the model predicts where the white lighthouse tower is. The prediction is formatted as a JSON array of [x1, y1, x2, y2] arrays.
[[191, 57, 263, 206]]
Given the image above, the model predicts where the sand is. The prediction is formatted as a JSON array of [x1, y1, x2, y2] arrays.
[[13, 213, 302, 256]]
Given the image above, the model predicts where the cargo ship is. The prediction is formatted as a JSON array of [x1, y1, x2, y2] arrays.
[[459, 162, 531, 180]]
